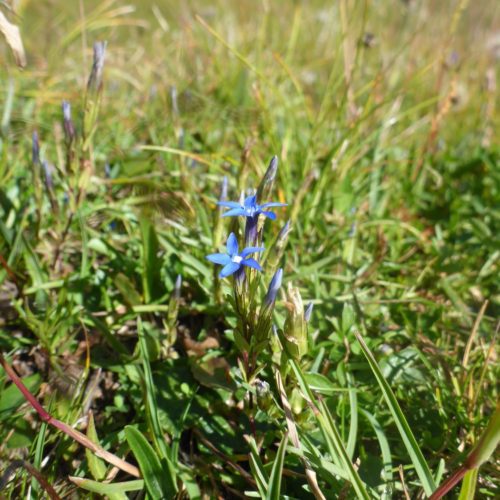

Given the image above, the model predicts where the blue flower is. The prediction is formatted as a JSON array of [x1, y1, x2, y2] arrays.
[[218, 194, 287, 221], [206, 233, 264, 278]]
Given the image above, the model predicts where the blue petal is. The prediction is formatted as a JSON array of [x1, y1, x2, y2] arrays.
[[222, 207, 247, 218], [217, 201, 241, 209], [260, 202, 288, 209], [242, 258, 262, 271], [219, 262, 241, 278], [261, 210, 277, 220], [226, 233, 239, 256], [206, 253, 231, 265], [244, 194, 257, 209], [240, 246, 265, 258]]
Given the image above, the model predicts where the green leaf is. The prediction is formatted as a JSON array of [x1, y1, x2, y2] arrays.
[[248, 437, 269, 498], [458, 468, 478, 500], [318, 399, 370, 500], [304, 372, 337, 395], [0, 373, 42, 419], [466, 404, 500, 468], [32, 415, 49, 497], [140, 217, 162, 303], [137, 318, 177, 476], [265, 433, 288, 500], [71, 476, 144, 495], [124, 425, 176, 498], [114, 272, 142, 307], [346, 375, 358, 460], [290, 359, 370, 499], [360, 409, 393, 496], [86, 412, 107, 481], [354, 331, 436, 496]]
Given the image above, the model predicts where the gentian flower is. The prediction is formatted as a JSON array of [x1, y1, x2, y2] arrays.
[[206, 233, 264, 278], [218, 194, 286, 221], [219, 194, 287, 247]]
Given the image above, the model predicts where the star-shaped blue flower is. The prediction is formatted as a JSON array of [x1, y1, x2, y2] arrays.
[[206, 233, 264, 278], [218, 195, 287, 221]]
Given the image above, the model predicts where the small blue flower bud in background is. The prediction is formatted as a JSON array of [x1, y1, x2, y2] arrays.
[[62, 100, 71, 122], [264, 268, 283, 308], [42, 160, 54, 191], [255, 268, 283, 343], [87, 41, 107, 92], [256, 155, 278, 204], [278, 220, 291, 240], [41, 160, 58, 212], [62, 100, 75, 142], [304, 302, 314, 322], [220, 176, 228, 204], [32, 131, 40, 165], [174, 274, 182, 300], [266, 220, 292, 274], [170, 85, 179, 116]]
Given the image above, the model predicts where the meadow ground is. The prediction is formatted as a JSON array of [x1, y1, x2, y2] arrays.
[[0, 0, 498, 498]]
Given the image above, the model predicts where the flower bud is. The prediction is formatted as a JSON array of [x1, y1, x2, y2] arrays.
[[32, 131, 40, 165], [174, 274, 182, 301], [41, 161, 58, 212], [283, 283, 308, 361], [84, 41, 107, 149], [304, 302, 314, 322], [266, 220, 291, 274], [170, 85, 179, 116], [220, 176, 228, 203], [255, 269, 283, 345], [255, 379, 272, 412], [256, 155, 278, 204], [263, 268, 283, 308], [42, 160, 54, 191], [62, 100, 75, 143], [87, 41, 107, 92]]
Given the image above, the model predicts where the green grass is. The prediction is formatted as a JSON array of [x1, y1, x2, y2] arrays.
[[0, 0, 498, 498]]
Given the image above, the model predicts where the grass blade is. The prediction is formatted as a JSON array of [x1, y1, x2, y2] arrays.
[[457, 469, 478, 500], [318, 399, 371, 500], [247, 436, 269, 498], [354, 331, 436, 495], [360, 409, 393, 499], [290, 359, 370, 499], [69, 476, 144, 495], [265, 433, 288, 500], [124, 425, 175, 498], [346, 374, 358, 460], [86, 411, 107, 480], [137, 317, 178, 488]]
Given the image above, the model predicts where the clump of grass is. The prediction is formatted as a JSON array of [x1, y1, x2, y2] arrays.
[[0, 0, 498, 498]]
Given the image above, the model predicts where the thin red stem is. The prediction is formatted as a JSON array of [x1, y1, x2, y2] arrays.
[[429, 465, 468, 500], [0, 352, 140, 478]]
